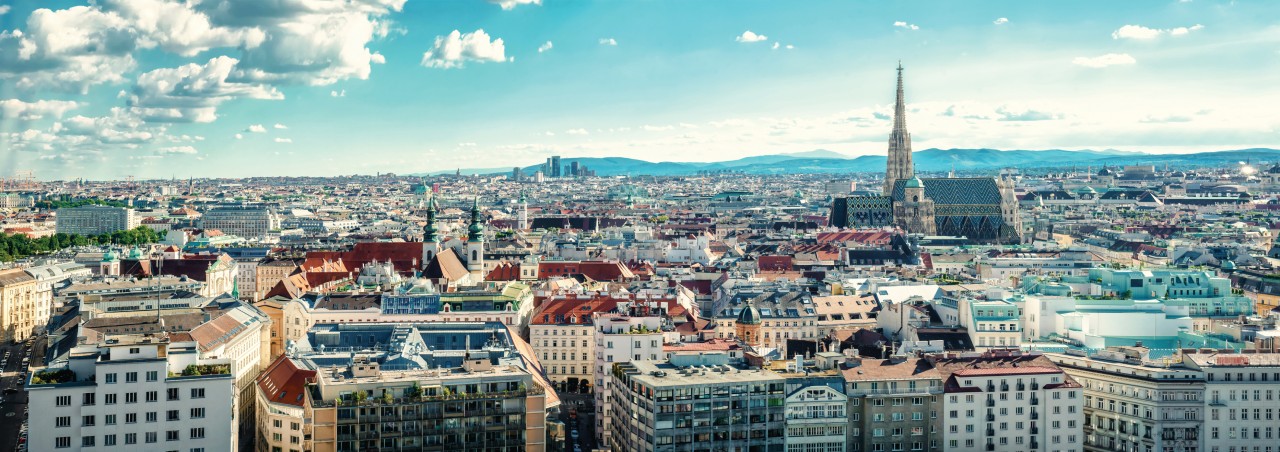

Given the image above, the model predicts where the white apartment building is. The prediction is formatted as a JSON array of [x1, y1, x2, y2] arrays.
[[26, 334, 237, 452], [188, 304, 272, 449], [784, 384, 849, 452], [1048, 349, 1205, 452], [930, 351, 1085, 452], [593, 310, 665, 446], [1181, 351, 1280, 452], [56, 205, 139, 236], [200, 204, 280, 240]]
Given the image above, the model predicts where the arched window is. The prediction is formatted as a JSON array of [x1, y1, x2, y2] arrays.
[[472, 250, 478, 261]]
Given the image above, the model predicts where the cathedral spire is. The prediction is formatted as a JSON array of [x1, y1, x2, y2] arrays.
[[423, 195, 439, 243], [884, 61, 915, 196]]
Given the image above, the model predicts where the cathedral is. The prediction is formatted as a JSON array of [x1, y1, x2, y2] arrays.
[[830, 64, 1023, 243]]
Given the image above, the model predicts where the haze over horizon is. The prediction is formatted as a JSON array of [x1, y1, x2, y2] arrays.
[[2, 0, 1279, 180]]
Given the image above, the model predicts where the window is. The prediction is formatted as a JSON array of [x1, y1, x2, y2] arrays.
[[147, 371, 159, 382], [126, 392, 138, 403], [55, 416, 70, 427], [146, 391, 158, 402], [105, 373, 117, 384], [146, 412, 158, 423], [167, 430, 180, 441], [105, 415, 116, 426], [146, 432, 158, 444], [167, 410, 180, 421], [106, 393, 117, 405], [126, 372, 138, 383], [126, 413, 137, 424], [56, 395, 71, 406], [167, 388, 180, 401], [83, 393, 96, 406], [82, 436, 95, 447], [190, 428, 205, 439], [82, 415, 95, 426], [104, 434, 117, 446], [56, 437, 71, 448], [191, 388, 205, 399], [190, 408, 205, 419], [125, 433, 137, 445]]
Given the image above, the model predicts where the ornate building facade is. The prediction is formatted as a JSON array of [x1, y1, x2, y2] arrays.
[[831, 64, 1023, 243]]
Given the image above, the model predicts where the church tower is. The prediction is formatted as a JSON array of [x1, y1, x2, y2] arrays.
[[517, 192, 528, 231], [894, 175, 937, 235], [422, 195, 440, 266], [465, 198, 486, 280], [884, 62, 915, 196]]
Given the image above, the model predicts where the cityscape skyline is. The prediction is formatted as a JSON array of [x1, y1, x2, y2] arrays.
[[2, 0, 1279, 180]]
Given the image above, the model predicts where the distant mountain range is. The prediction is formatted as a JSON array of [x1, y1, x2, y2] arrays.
[[420, 148, 1280, 177]]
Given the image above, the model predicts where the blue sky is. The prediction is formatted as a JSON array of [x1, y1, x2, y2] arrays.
[[1, 0, 1278, 180]]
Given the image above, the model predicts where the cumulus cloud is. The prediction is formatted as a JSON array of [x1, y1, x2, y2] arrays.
[[156, 145, 197, 154], [537, 41, 553, 53], [246, 124, 267, 133], [994, 17, 1008, 25], [893, 21, 920, 30], [0, 5, 10, 15], [331, 89, 345, 97], [0, 99, 80, 120], [421, 29, 507, 69], [598, 38, 617, 46], [126, 56, 282, 123], [490, 0, 541, 10], [735, 31, 768, 43], [274, 123, 287, 129], [565, 128, 589, 135], [1072, 53, 1136, 68], [274, 137, 292, 143], [995, 106, 1064, 121], [1112, 24, 1203, 40]]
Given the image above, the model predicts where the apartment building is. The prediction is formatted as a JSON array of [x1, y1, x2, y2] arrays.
[[56, 205, 139, 236], [929, 350, 1085, 452], [607, 354, 788, 451], [201, 204, 280, 240], [255, 321, 550, 452], [1181, 351, 1280, 452], [841, 355, 944, 452], [0, 268, 41, 342], [1047, 348, 1205, 452], [26, 334, 237, 452], [593, 307, 667, 446]]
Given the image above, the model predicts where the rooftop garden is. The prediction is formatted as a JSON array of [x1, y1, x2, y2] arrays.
[[175, 364, 231, 377], [31, 369, 77, 385]]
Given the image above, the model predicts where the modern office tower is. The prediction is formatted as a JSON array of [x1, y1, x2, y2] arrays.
[[55, 205, 139, 235], [26, 334, 238, 452], [200, 204, 280, 239]]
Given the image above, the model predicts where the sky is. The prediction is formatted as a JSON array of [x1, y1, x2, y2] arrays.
[[1, 0, 1278, 180]]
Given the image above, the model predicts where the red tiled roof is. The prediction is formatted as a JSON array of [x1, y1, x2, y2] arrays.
[[256, 355, 315, 408]]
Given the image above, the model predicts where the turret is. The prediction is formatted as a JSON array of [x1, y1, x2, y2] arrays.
[[422, 195, 440, 265], [465, 197, 486, 279]]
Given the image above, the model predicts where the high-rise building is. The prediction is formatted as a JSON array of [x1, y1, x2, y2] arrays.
[[26, 334, 238, 452], [512, 166, 524, 181], [570, 161, 580, 177], [549, 156, 562, 177], [55, 205, 139, 236], [200, 204, 280, 239]]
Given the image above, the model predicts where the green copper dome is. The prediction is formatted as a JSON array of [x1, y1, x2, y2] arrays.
[[904, 176, 924, 189], [101, 250, 117, 262], [737, 300, 762, 325]]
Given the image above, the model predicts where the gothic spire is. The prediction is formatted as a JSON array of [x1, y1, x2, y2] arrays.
[[893, 61, 908, 136], [884, 61, 915, 195]]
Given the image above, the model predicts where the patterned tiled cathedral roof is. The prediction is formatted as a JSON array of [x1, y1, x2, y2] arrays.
[[890, 177, 1004, 205]]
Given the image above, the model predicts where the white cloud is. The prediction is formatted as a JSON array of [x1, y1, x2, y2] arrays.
[[274, 123, 287, 129], [0, 99, 80, 120], [598, 38, 617, 46], [234, 133, 243, 139], [274, 137, 292, 143], [642, 124, 675, 132], [735, 31, 768, 43], [994, 17, 1008, 25], [331, 89, 345, 97], [544, 131, 555, 136], [246, 124, 267, 133], [0, 5, 10, 15], [893, 21, 920, 30], [565, 128, 589, 135], [458, 142, 477, 147], [537, 41, 553, 53], [1112, 24, 1204, 40], [490, 0, 541, 10], [156, 145, 197, 154], [127, 55, 281, 123], [1072, 53, 1136, 68], [421, 29, 507, 69]]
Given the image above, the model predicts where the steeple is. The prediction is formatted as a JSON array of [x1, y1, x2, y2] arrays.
[[467, 197, 485, 242], [422, 195, 439, 243], [884, 61, 915, 196]]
